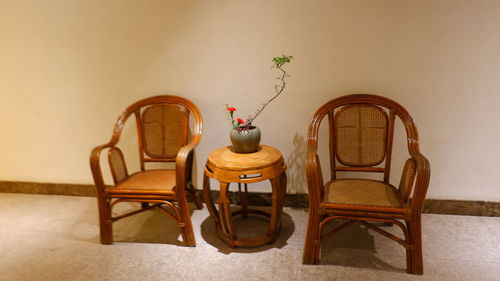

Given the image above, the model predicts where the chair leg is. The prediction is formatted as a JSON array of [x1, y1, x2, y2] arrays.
[[97, 197, 113, 244], [177, 196, 196, 247], [303, 210, 321, 264], [189, 183, 203, 210], [405, 219, 414, 274], [406, 217, 424, 275], [412, 216, 424, 274], [193, 191, 203, 210]]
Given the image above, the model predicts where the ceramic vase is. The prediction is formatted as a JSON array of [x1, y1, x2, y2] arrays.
[[230, 126, 261, 153]]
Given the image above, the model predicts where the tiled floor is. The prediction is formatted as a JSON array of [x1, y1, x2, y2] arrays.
[[0, 193, 499, 281]]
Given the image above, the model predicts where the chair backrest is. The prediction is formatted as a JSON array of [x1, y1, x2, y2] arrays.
[[108, 95, 203, 172], [138, 104, 189, 162], [334, 104, 389, 168], [307, 94, 423, 196]]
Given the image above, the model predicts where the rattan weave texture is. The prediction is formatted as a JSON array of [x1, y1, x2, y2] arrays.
[[335, 104, 388, 166], [142, 105, 187, 158], [325, 179, 403, 208], [109, 147, 127, 183], [399, 158, 416, 201]]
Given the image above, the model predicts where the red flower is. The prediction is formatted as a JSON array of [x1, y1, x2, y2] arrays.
[[226, 107, 236, 112], [237, 118, 245, 124]]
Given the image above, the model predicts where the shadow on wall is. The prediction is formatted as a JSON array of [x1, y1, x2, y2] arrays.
[[286, 132, 307, 194]]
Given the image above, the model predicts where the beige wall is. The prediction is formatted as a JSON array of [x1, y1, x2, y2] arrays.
[[1, 0, 499, 201]]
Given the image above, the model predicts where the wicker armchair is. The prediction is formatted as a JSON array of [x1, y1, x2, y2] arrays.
[[90, 95, 203, 246], [303, 94, 430, 274]]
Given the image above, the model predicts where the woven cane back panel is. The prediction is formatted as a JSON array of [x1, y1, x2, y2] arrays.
[[399, 158, 416, 201], [334, 104, 388, 166], [141, 104, 188, 159], [108, 147, 127, 183]]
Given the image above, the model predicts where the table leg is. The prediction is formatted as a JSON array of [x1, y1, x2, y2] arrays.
[[279, 171, 287, 213], [238, 182, 249, 217], [267, 171, 287, 241], [218, 181, 236, 240], [203, 172, 219, 225]]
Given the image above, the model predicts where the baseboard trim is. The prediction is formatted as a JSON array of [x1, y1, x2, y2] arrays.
[[1, 181, 498, 217], [0, 181, 96, 197], [422, 199, 499, 217]]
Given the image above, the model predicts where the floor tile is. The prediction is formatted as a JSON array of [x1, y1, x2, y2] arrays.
[[423, 214, 500, 263], [0, 193, 499, 281], [0, 229, 101, 281]]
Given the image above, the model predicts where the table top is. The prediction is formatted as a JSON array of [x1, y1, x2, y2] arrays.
[[206, 145, 283, 171]]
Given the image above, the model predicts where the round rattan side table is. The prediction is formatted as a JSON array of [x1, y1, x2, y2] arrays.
[[202, 145, 287, 247]]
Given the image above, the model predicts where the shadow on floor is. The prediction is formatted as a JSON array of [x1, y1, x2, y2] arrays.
[[200, 206, 295, 254], [101, 203, 199, 246], [318, 220, 407, 273]]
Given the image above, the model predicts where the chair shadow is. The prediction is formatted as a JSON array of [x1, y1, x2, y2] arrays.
[[199, 206, 295, 254], [105, 203, 198, 246], [318, 220, 406, 273]]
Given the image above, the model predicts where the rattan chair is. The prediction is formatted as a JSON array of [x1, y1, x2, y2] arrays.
[[90, 95, 203, 246], [303, 94, 430, 274]]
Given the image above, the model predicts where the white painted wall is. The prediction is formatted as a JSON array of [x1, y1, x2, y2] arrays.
[[1, 0, 499, 201]]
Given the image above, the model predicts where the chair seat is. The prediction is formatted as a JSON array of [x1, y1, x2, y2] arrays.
[[324, 179, 404, 208], [108, 169, 176, 195]]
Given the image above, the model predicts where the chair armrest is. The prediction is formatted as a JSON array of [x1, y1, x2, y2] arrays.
[[407, 150, 431, 214], [175, 138, 201, 194], [90, 143, 115, 195], [398, 158, 417, 202], [306, 151, 324, 206]]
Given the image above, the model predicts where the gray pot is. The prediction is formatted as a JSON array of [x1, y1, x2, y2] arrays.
[[230, 126, 261, 153]]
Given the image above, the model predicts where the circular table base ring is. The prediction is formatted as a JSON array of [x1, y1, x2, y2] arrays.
[[215, 224, 282, 248], [214, 208, 281, 248], [232, 208, 272, 219]]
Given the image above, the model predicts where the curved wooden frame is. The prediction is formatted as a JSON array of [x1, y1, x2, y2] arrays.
[[202, 145, 287, 247], [90, 95, 203, 246], [302, 94, 430, 274]]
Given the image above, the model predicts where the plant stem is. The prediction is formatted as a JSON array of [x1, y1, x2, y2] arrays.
[[249, 65, 287, 124]]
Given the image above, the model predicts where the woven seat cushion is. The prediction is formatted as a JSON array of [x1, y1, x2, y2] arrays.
[[325, 179, 403, 208], [109, 169, 176, 193]]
